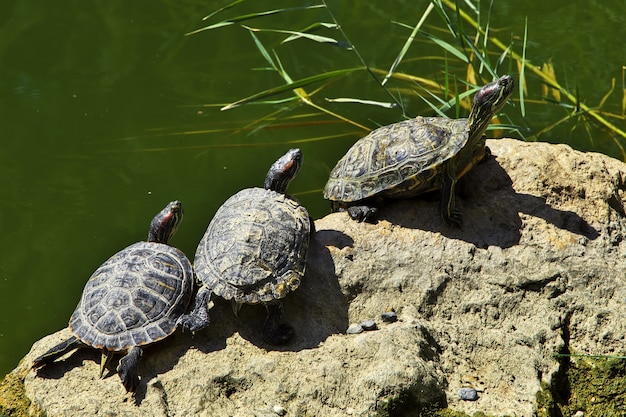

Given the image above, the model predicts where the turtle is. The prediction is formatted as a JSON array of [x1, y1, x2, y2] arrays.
[[177, 148, 311, 345], [32, 201, 193, 393], [323, 74, 515, 227]]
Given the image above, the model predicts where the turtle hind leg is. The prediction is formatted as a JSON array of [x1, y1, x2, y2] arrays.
[[262, 300, 294, 345], [347, 205, 379, 223], [117, 346, 143, 393], [32, 335, 83, 369], [176, 286, 212, 333]]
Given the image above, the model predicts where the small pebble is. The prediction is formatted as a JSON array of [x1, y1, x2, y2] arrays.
[[458, 387, 478, 401], [360, 319, 378, 331], [381, 311, 398, 323], [346, 323, 364, 334], [273, 404, 287, 416]]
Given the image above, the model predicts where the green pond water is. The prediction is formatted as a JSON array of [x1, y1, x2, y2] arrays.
[[1, 0, 625, 377]]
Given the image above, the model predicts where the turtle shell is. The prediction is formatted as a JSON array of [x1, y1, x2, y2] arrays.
[[69, 241, 193, 351], [323, 116, 471, 202], [195, 187, 310, 304]]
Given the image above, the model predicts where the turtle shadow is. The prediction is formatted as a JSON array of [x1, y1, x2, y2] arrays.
[[32, 347, 149, 403], [31, 325, 227, 405], [32, 346, 100, 381], [226, 229, 352, 352], [175, 299, 238, 356], [154, 230, 350, 359], [131, 328, 227, 404], [379, 155, 599, 248], [314, 229, 355, 250]]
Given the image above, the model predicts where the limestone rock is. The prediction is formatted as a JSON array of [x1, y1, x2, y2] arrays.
[[5, 139, 626, 416]]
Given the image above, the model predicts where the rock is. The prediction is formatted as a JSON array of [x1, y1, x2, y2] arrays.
[[272, 404, 287, 416], [381, 311, 398, 323], [346, 323, 364, 334], [4, 139, 626, 416], [360, 320, 378, 331], [458, 387, 478, 401]]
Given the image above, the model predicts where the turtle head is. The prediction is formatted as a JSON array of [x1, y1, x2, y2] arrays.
[[468, 75, 514, 140], [148, 200, 183, 244], [264, 148, 303, 193]]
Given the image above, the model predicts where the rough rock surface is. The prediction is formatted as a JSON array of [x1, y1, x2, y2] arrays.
[[6, 139, 626, 416]]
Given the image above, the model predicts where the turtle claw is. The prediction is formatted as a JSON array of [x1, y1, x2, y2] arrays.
[[117, 347, 142, 393], [347, 205, 379, 222], [176, 314, 209, 333]]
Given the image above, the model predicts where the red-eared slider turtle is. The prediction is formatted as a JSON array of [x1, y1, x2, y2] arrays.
[[32, 201, 193, 393], [177, 149, 311, 345], [323, 75, 514, 227]]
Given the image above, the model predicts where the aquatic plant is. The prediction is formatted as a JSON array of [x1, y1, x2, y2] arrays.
[[187, 0, 626, 159]]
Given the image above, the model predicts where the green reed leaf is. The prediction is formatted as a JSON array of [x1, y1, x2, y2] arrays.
[[187, 5, 325, 35], [243, 25, 349, 48], [423, 32, 470, 63], [383, 3, 434, 86], [221, 68, 362, 111]]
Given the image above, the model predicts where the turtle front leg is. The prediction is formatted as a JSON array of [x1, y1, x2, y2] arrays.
[[176, 286, 212, 333], [117, 346, 143, 393], [440, 163, 463, 228], [262, 300, 294, 345], [347, 205, 379, 222], [32, 335, 83, 369], [331, 201, 378, 223]]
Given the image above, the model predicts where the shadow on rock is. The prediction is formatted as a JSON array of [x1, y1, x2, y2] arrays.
[[31, 324, 222, 406], [33, 347, 100, 381], [192, 230, 352, 353], [314, 229, 355, 250], [380, 156, 599, 248], [178, 298, 238, 356], [131, 327, 227, 403]]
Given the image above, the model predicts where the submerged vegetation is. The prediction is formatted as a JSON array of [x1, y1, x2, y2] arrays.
[[187, 0, 626, 160]]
